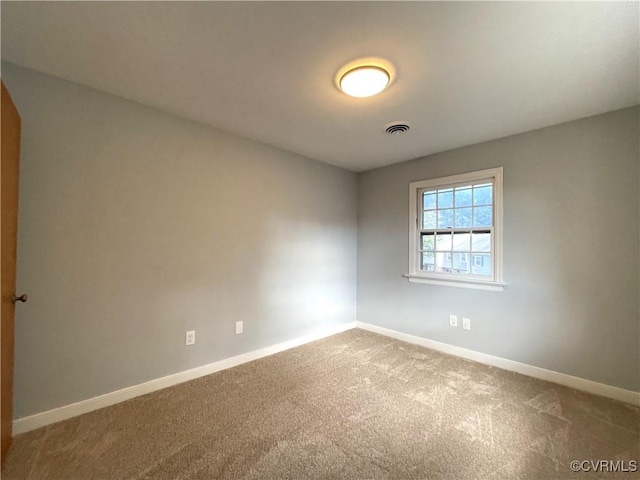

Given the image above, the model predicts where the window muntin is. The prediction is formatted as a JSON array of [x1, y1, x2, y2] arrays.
[[408, 168, 504, 289]]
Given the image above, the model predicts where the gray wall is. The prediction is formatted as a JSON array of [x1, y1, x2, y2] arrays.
[[357, 107, 640, 392], [3, 63, 358, 418], [3, 62, 638, 420]]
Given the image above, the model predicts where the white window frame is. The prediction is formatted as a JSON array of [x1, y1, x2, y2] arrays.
[[404, 167, 506, 292]]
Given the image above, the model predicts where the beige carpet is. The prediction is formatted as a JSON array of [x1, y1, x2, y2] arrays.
[[3, 329, 639, 479]]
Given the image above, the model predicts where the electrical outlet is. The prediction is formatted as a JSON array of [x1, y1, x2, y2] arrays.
[[449, 315, 458, 327], [235, 321, 243, 334], [463, 318, 471, 330], [185, 330, 196, 346]]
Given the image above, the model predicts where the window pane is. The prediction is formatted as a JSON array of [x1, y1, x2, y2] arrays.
[[471, 232, 491, 252], [435, 233, 452, 251], [435, 252, 450, 273], [472, 254, 492, 276], [437, 209, 453, 228], [473, 184, 492, 205], [473, 206, 492, 227], [452, 232, 470, 251], [438, 189, 453, 208], [421, 252, 435, 271], [423, 191, 437, 210], [421, 233, 435, 251], [454, 207, 472, 228], [422, 210, 436, 229], [452, 253, 470, 274], [455, 187, 472, 207]]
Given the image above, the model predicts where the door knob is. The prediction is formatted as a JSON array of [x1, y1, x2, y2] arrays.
[[12, 294, 27, 304]]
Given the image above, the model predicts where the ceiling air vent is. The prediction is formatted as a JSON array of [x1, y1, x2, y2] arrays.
[[383, 121, 411, 135]]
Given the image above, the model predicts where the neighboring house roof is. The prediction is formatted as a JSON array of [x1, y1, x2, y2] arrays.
[[427, 232, 491, 253]]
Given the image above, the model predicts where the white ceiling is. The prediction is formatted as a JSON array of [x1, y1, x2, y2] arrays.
[[2, 1, 638, 172]]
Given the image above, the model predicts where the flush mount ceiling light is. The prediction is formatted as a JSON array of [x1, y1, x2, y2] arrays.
[[339, 65, 391, 98]]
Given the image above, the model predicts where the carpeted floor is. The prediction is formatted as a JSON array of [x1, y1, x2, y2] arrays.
[[3, 329, 639, 479]]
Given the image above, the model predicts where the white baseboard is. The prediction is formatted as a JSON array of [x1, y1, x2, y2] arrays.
[[356, 321, 640, 407], [14, 320, 638, 435], [13, 322, 357, 435]]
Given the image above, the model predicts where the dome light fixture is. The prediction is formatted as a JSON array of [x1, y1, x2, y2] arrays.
[[339, 65, 391, 98]]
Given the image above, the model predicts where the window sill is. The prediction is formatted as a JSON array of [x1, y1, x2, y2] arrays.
[[403, 274, 507, 292]]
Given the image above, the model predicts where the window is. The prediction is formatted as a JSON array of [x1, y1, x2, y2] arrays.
[[405, 167, 505, 291]]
